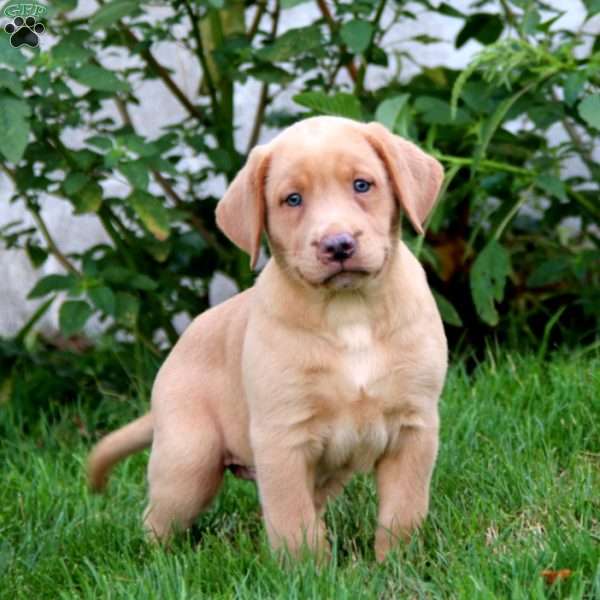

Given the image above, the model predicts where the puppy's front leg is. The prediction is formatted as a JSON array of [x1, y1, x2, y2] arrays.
[[374, 425, 439, 562], [254, 445, 328, 560]]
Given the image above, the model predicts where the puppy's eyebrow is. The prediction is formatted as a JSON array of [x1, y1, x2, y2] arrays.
[[272, 174, 310, 196], [336, 161, 377, 180]]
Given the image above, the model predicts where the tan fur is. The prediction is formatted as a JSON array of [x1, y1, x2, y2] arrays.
[[87, 116, 448, 561]]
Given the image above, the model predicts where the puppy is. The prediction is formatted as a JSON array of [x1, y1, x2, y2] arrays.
[[88, 116, 447, 562]]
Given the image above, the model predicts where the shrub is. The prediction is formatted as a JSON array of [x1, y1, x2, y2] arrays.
[[0, 0, 598, 365]]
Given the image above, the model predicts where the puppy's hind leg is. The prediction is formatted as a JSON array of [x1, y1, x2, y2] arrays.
[[143, 414, 224, 542]]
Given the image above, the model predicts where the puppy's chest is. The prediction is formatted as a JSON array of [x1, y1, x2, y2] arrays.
[[314, 322, 395, 473], [336, 322, 381, 393]]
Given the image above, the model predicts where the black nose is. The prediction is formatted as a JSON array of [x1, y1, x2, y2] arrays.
[[319, 232, 357, 263]]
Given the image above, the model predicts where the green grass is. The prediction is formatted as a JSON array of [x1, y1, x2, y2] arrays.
[[1, 352, 599, 599]]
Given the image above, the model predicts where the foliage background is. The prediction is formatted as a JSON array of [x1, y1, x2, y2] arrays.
[[0, 0, 598, 408]]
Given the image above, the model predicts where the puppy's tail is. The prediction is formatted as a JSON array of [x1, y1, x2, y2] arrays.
[[87, 412, 153, 493]]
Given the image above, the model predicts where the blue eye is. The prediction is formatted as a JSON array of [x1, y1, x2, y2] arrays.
[[353, 179, 372, 193], [285, 193, 303, 207]]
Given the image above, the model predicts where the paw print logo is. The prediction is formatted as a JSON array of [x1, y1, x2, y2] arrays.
[[4, 16, 44, 48]]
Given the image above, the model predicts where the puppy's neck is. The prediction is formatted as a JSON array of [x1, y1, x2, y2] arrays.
[[256, 244, 412, 335]]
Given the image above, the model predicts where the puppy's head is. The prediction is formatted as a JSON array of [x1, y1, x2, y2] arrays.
[[216, 117, 443, 290]]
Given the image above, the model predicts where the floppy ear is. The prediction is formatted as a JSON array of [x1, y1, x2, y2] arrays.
[[363, 122, 444, 235], [215, 145, 270, 269]]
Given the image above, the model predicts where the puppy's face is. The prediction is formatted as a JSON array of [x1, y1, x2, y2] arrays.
[[216, 117, 443, 291], [264, 124, 395, 290]]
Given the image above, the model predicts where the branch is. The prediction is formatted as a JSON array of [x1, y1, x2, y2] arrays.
[[372, 0, 387, 30], [248, 0, 267, 41], [499, 0, 525, 40], [246, 0, 281, 154], [0, 162, 15, 180], [352, 0, 387, 95], [153, 171, 228, 258], [434, 153, 531, 175], [551, 90, 596, 174], [315, 0, 358, 82], [119, 25, 204, 121], [30, 204, 81, 276], [180, 0, 220, 117], [246, 83, 269, 154], [114, 98, 229, 259], [114, 97, 132, 127], [316, 0, 336, 31], [0, 163, 81, 275]]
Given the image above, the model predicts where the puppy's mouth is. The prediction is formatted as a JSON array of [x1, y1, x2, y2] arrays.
[[321, 267, 370, 286], [292, 248, 390, 289]]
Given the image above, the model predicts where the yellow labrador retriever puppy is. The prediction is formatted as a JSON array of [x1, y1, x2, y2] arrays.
[[88, 116, 447, 562]]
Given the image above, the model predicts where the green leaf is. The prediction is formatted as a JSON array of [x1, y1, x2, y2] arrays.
[[63, 172, 90, 196], [71, 149, 99, 170], [411, 34, 442, 44], [0, 34, 27, 72], [73, 182, 103, 213], [0, 69, 23, 97], [527, 258, 569, 288], [104, 148, 124, 168], [470, 240, 511, 326], [0, 93, 30, 163], [207, 148, 232, 173], [460, 81, 497, 114], [527, 102, 564, 129], [59, 300, 93, 337], [584, 0, 600, 17], [578, 94, 600, 130], [25, 242, 48, 268], [245, 65, 294, 84], [563, 71, 586, 107], [256, 25, 322, 61], [433, 291, 463, 327], [130, 274, 158, 291], [129, 191, 170, 240], [281, 0, 311, 7], [414, 96, 469, 125], [89, 286, 116, 315], [85, 135, 113, 151], [120, 161, 149, 190], [70, 65, 130, 92], [375, 94, 410, 133], [456, 13, 503, 49], [90, 0, 139, 30], [340, 20, 373, 54], [32, 71, 51, 94], [438, 2, 465, 18], [53, 0, 77, 10], [144, 155, 177, 176], [102, 266, 133, 284], [115, 292, 139, 326], [521, 7, 540, 35], [28, 274, 76, 299], [536, 174, 567, 202], [293, 92, 362, 120], [120, 133, 158, 157], [366, 45, 388, 67], [51, 40, 93, 65], [472, 83, 534, 171], [144, 239, 171, 262]]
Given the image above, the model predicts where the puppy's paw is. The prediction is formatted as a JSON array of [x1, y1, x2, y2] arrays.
[[374, 525, 412, 563]]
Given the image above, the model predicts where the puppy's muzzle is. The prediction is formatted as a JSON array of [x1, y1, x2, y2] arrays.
[[318, 232, 357, 264]]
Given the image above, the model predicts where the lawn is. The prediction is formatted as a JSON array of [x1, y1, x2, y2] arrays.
[[1, 352, 598, 599]]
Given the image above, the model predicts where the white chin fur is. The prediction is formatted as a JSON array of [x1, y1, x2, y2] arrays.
[[325, 271, 368, 290]]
